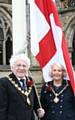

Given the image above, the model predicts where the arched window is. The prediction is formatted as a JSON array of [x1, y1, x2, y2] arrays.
[[72, 32, 75, 67], [6, 36, 12, 65], [0, 22, 4, 65], [0, 18, 12, 65]]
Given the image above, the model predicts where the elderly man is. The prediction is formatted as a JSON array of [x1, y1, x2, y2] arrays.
[[0, 54, 45, 120]]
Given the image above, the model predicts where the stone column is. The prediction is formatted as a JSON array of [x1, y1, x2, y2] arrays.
[[12, 0, 27, 55]]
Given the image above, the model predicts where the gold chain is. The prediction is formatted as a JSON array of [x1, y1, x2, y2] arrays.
[[7, 76, 32, 105], [51, 81, 69, 103]]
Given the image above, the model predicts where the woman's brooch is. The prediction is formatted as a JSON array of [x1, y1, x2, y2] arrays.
[[45, 83, 52, 92]]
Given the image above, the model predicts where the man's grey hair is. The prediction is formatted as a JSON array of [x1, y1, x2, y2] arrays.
[[9, 54, 30, 68]]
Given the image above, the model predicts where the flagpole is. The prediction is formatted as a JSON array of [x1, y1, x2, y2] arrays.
[[28, 71, 42, 107], [33, 82, 42, 107], [31, 77, 43, 120]]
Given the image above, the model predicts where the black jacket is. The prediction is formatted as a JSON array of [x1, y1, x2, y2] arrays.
[[40, 80, 75, 120], [0, 73, 40, 120]]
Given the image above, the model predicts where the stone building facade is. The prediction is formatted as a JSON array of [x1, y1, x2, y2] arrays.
[[0, 0, 75, 83]]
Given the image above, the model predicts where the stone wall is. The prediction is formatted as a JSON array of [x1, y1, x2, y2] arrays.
[[0, 1, 75, 86]]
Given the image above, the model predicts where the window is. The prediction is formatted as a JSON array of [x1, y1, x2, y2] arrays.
[[0, 22, 4, 65], [0, 18, 12, 65], [72, 32, 75, 67]]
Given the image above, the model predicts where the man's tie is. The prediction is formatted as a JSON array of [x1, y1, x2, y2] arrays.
[[20, 79, 27, 91]]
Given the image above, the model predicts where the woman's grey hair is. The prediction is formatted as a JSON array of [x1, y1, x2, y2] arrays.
[[9, 54, 30, 68], [50, 62, 67, 78]]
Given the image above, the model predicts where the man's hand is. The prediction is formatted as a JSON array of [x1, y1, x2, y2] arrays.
[[37, 108, 45, 118]]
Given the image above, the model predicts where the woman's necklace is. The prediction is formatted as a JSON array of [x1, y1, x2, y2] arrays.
[[51, 81, 69, 103]]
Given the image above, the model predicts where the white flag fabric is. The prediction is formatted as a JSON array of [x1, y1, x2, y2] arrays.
[[29, 0, 75, 94]]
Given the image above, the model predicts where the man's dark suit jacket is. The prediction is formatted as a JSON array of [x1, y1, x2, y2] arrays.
[[0, 73, 40, 120]]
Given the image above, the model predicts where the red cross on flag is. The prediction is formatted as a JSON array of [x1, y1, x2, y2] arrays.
[[29, 0, 75, 94]]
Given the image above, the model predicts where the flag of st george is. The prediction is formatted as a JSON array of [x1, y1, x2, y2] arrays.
[[29, 0, 75, 94]]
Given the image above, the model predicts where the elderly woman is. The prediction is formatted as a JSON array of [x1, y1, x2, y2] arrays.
[[0, 54, 44, 120], [40, 63, 75, 120]]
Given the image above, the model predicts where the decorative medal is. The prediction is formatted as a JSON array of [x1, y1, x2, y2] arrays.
[[27, 97, 31, 105], [54, 96, 59, 103], [50, 82, 69, 104]]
